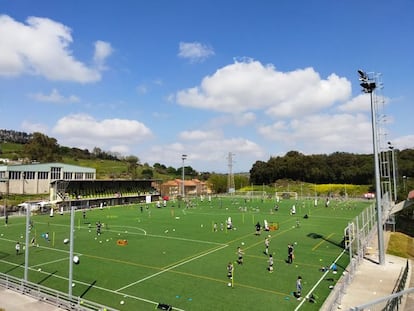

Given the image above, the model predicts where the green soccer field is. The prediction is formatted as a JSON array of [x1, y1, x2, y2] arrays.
[[0, 197, 371, 311]]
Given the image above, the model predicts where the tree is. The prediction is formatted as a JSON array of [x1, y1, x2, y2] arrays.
[[154, 163, 167, 174], [141, 168, 154, 179], [207, 174, 227, 193], [23, 132, 61, 162], [124, 155, 140, 179]]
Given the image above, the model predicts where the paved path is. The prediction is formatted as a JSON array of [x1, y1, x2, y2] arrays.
[[0, 287, 63, 311], [331, 231, 413, 311]]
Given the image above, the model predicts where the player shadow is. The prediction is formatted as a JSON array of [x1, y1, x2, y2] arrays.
[[307, 232, 344, 249], [4, 262, 23, 274], [37, 270, 58, 285], [80, 280, 97, 298]]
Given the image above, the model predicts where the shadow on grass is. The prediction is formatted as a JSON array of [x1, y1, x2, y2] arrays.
[[307, 232, 348, 270], [37, 270, 57, 285], [307, 232, 344, 249], [80, 280, 97, 298], [4, 262, 24, 274]]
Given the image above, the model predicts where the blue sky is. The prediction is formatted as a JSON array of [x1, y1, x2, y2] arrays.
[[1, 0, 413, 173]]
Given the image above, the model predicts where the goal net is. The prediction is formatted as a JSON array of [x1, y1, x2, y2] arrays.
[[275, 192, 298, 200]]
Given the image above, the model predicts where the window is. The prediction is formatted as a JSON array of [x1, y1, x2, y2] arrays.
[[38, 172, 49, 179], [51, 167, 61, 180], [75, 172, 83, 180], [63, 172, 73, 180], [24, 171, 36, 179], [85, 173, 94, 180], [9, 171, 21, 180]]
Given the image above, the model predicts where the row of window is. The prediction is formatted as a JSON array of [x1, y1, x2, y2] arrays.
[[4, 171, 94, 180]]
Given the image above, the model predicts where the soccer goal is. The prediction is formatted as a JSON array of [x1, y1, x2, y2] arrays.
[[275, 192, 298, 200]]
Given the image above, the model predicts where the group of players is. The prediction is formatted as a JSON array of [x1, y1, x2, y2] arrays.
[[226, 221, 300, 299]]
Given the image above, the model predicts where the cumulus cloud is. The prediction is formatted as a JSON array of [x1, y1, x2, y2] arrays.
[[0, 15, 112, 82], [93, 40, 113, 70], [178, 41, 215, 63], [258, 113, 373, 154], [30, 89, 80, 103], [176, 59, 351, 118], [21, 120, 49, 134], [179, 129, 221, 141], [393, 135, 414, 150], [52, 114, 153, 151], [145, 137, 264, 172], [338, 94, 370, 112]]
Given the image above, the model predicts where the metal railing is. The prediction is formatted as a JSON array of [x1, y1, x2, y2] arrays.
[[0, 272, 118, 311], [349, 260, 411, 311]]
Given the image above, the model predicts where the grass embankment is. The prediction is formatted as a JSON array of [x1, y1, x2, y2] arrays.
[[387, 232, 414, 258]]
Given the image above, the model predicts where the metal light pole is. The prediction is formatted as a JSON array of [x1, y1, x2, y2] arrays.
[[358, 69, 385, 265], [181, 154, 187, 198], [68, 205, 75, 298], [388, 142, 397, 202], [24, 203, 31, 282]]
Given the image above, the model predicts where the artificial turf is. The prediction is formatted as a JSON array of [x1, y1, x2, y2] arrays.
[[0, 196, 372, 311]]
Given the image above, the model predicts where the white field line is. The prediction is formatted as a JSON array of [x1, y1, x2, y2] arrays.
[[34, 222, 223, 246], [31, 256, 71, 268], [0, 259, 185, 311], [0, 236, 76, 255], [116, 244, 229, 292], [294, 249, 347, 310]]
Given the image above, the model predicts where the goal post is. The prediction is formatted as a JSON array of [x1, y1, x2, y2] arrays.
[[275, 192, 298, 200]]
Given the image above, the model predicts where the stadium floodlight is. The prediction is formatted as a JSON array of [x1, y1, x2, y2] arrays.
[[358, 69, 385, 265], [181, 154, 187, 198], [358, 69, 368, 80]]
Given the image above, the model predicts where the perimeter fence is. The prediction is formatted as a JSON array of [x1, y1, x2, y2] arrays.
[[0, 272, 117, 311]]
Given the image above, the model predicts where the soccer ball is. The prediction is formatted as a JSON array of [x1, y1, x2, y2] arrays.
[[241, 242, 245, 246], [63, 238, 69, 244], [228, 282, 232, 287], [73, 255, 80, 265]]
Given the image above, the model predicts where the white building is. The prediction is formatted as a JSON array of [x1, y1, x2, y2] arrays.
[[0, 163, 96, 195]]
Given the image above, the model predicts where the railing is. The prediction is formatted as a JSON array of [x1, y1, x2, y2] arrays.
[[0, 272, 118, 311]]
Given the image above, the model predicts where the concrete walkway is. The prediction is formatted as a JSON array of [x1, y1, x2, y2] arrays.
[[333, 231, 413, 311], [0, 287, 64, 311]]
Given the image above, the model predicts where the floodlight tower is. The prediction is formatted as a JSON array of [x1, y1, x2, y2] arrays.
[[181, 154, 187, 197], [358, 69, 385, 265], [227, 152, 235, 194]]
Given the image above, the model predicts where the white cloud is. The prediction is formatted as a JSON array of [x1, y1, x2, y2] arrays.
[[52, 114, 153, 151], [393, 135, 414, 150], [209, 112, 256, 128], [258, 113, 373, 154], [178, 41, 215, 63], [176, 59, 351, 117], [0, 15, 111, 82], [179, 129, 221, 141], [93, 40, 113, 70], [21, 120, 49, 134], [30, 89, 80, 103], [338, 94, 370, 112], [143, 137, 264, 172]]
